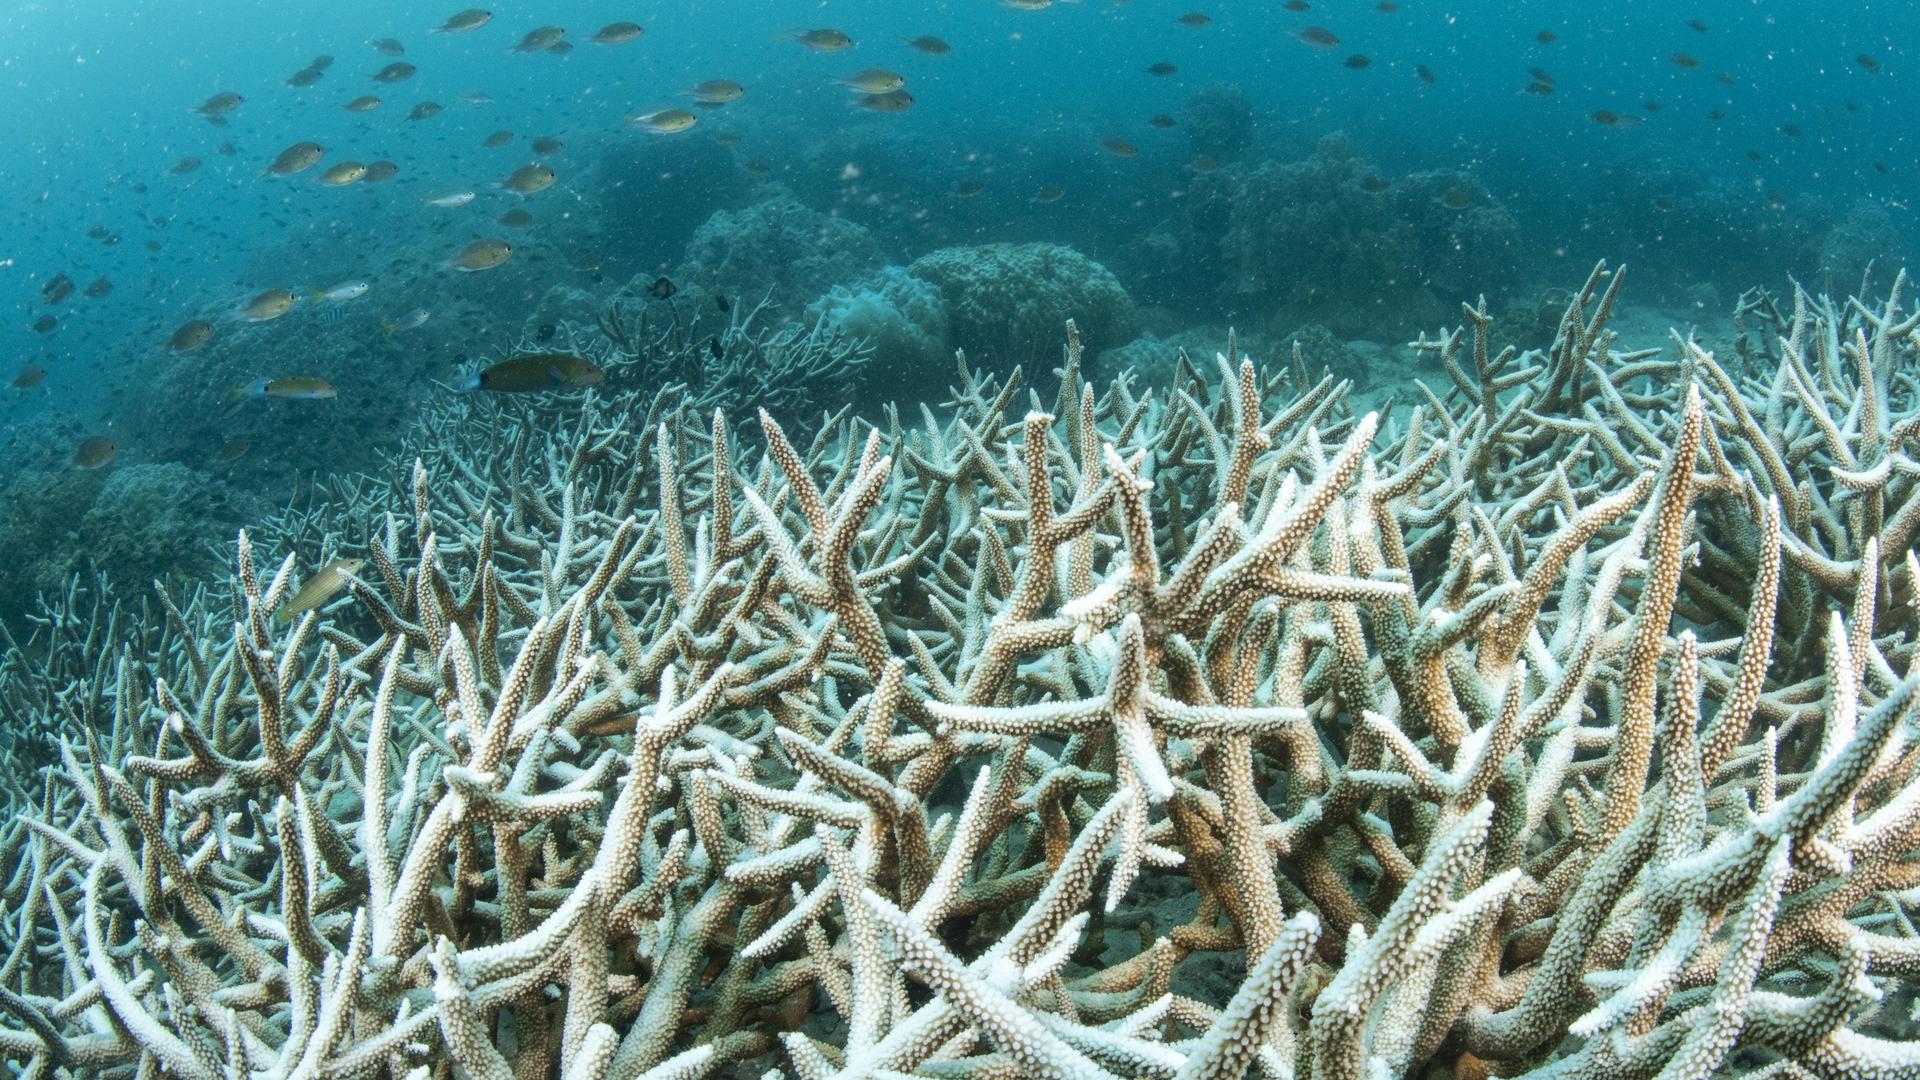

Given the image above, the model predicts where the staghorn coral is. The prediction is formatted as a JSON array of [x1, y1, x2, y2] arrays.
[[0, 264, 1918, 1080]]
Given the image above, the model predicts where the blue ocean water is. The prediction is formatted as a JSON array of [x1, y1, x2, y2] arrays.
[[0, 0, 1911, 607]]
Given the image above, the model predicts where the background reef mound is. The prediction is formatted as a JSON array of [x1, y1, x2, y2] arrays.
[[2, 265, 1919, 1078]]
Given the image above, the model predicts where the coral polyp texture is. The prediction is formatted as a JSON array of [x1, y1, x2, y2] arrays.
[[5, 262, 1920, 1079]]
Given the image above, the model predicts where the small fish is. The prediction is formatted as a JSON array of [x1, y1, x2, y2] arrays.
[[1003, 0, 1053, 9], [1687, 19, 1707, 32], [171, 157, 201, 174], [1874, 161, 1889, 174], [1644, 100, 1662, 112], [317, 161, 367, 185], [425, 189, 477, 207], [73, 436, 117, 470], [1146, 62, 1178, 76], [593, 22, 643, 44], [1378, 1, 1398, 10], [345, 95, 382, 112], [498, 208, 534, 228], [267, 141, 326, 176], [287, 67, 325, 87], [483, 129, 515, 148], [1103, 137, 1138, 157], [277, 558, 366, 621], [715, 294, 731, 313], [1707, 109, 1724, 121], [1176, 13, 1211, 27], [1590, 110, 1641, 128], [236, 289, 299, 322], [707, 337, 723, 360], [215, 439, 251, 461], [372, 37, 405, 55], [385, 308, 432, 334], [836, 69, 904, 94], [630, 108, 698, 134], [311, 280, 369, 303], [787, 28, 853, 52], [1529, 67, 1555, 83], [547, 39, 573, 54], [512, 26, 566, 52], [1034, 184, 1065, 202], [1297, 26, 1339, 48], [447, 239, 513, 271], [459, 92, 494, 106], [1439, 187, 1472, 209], [169, 319, 215, 352], [1857, 54, 1879, 73], [1283, 0, 1309, 10], [31, 314, 56, 333], [435, 8, 492, 33], [1415, 64, 1436, 83], [408, 101, 443, 121], [648, 276, 677, 299], [742, 159, 770, 175], [501, 163, 557, 194], [42, 273, 75, 304], [1189, 155, 1218, 173], [239, 377, 337, 400], [1536, 30, 1556, 44], [905, 35, 950, 55], [83, 277, 112, 299], [857, 89, 915, 113], [361, 160, 399, 182], [1671, 52, 1699, 69], [457, 353, 604, 393], [689, 79, 746, 103], [531, 136, 566, 155], [12, 365, 46, 389], [1344, 54, 1372, 69], [1714, 72, 1734, 86], [1780, 124, 1801, 137], [195, 91, 244, 117], [1359, 174, 1389, 193], [372, 62, 416, 83], [1147, 114, 1177, 129]]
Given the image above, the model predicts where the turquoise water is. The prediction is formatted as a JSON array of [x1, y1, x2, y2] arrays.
[[0, 0, 1911, 609]]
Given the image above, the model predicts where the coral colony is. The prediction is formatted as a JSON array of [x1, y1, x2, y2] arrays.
[[6, 262, 1920, 1080]]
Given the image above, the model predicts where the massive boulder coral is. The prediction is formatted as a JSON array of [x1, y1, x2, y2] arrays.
[[1, 263, 1919, 1080], [675, 188, 886, 314], [903, 240, 1140, 367]]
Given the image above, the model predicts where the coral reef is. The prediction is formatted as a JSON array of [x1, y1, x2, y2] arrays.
[[904, 241, 1141, 368], [1, 263, 1919, 1080], [1141, 134, 1524, 338], [674, 189, 887, 315], [1180, 84, 1258, 164], [808, 265, 953, 404]]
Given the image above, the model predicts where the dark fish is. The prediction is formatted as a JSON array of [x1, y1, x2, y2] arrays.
[[215, 439, 251, 461], [1671, 52, 1699, 69], [42, 273, 75, 304], [11, 365, 46, 389], [457, 353, 604, 393], [1708, 109, 1724, 121], [1103, 137, 1138, 157], [1857, 54, 1879, 72], [84, 277, 112, 299], [535, 322, 556, 342], [168, 319, 214, 352], [1714, 72, 1734, 85], [73, 436, 116, 470], [1415, 65, 1435, 83], [1146, 61, 1178, 76], [1528, 67, 1554, 83], [954, 178, 985, 195], [1874, 161, 1889, 174], [707, 337, 723, 360], [1377, 1, 1397, 10], [1644, 100, 1662, 112], [531, 136, 566, 155], [715, 294, 730, 313], [1147, 113, 1177, 128], [905, 35, 950, 55], [1359, 174, 1389, 193], [1344, 54, 1372, 69], [483, 129, 515, 148], [1536, 30, 1556, 44], [1747, 149, 1762, 161], [1297, 26, 1339, 48], [171, 157, 201, 175], [372, 38, 405, 55], [408, 101, 443, 120], [218, 142, 237, 156], [1439, 187, 1472, 209], [1780, 124, 1801, 137], [1283, 0, 1309, 10], [372, 62, 416, 83], [31, 314, 55, 333], [499, 207, 534, 228], [648, 276, 677, 299], [1176, 13, 1211, 27], [288, 67, 325, 87], [1688, 19, 1707, 32]]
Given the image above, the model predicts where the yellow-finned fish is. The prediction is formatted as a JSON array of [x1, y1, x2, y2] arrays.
[[277, 558, 366, 621], [267, 141, 326, 176], [73, 436, 117, 469], [512, 26, 566, 52], [317, 161, 367, 185], [836, 69, 905, 94], [236, 377, 337, 400], [593, 22, 643, 44], [446, 238, 513, 271], [169, 319, 215, 352], [458, 353, 604, 393], [500, 163, 556, 194], [629, 108, 697, 134], [786, 28, 853, 52], [235, 289, 299, 322], [434, 8, 492, 33]]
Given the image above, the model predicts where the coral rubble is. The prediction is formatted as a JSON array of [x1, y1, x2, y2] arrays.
[[1, 264, 1919, 1079]]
